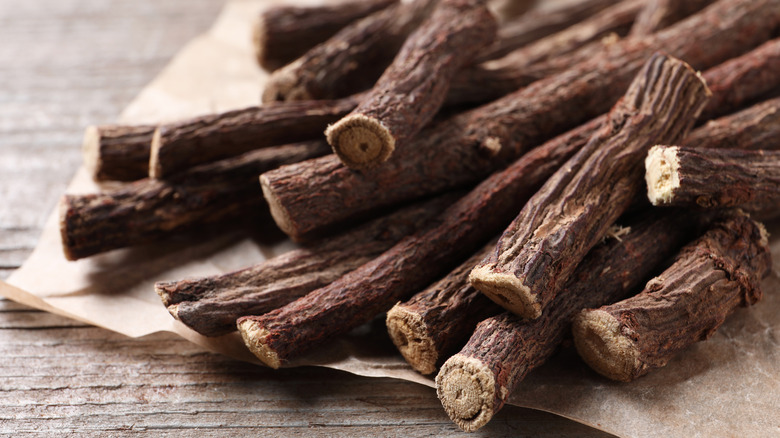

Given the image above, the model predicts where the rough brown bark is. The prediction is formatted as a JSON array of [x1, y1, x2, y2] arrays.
[[629, 0, 715, 36], [148, 95, 359, 179], [82, 124, 156, 182], [469, 54, 710, 319], [645, 146, 780, 218], [448, 0, 779, 107], [476, 0, 620, 62], [572, 212, 771, 382], [685, 96, 780, 151], [261, 0, 437, 103], [253, 0, 399, 71], [481, 0, 642, 72], [59, 141, 330, 261], [261, 0, 780, 239], [155, 194, 456, 337], [436, 211, 706, 432], [238, 115, 608, 368], [700, 37, 780, 120], [386, 240, 502, 375], [325, 0, 497, 169]]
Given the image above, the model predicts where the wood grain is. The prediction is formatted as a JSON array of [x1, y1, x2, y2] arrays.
[[0, 0, 613, 435]]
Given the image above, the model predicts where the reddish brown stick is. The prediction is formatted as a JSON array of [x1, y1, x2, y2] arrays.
[[436, 211, 706, 432], [476, 0, 620, 62], [386, 240, 502, 375], [480, 0, 642, 72], [629, 0, 715, 36], [59, 141, 330, 261], [645, 146, 780, 217], [572, 212, 771, 382], [700, 37, 780, 120], [261, 0, 780, 239], [148, 95, 359, 179], [261, 0, 437, 103], [325, 0, 497, 169], [253, 0, 399, 71], [82, 124, 156, 182], [238, 114, 608, 368], [448, 0, 779, 107], [156, 194, 456, 337], [469, 54, 710, 319], [686, 96, 780, 151]]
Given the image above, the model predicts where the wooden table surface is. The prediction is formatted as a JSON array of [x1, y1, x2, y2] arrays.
[[0, 1, 614, 436]]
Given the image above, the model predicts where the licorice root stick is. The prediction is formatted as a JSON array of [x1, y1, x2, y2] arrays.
[[59, 141, 330, 261], [253, 0, 399, 71], [82, 124, 156, 182], [572, 212, 771, 382], [325, 0, 497, 169], [149, 95, 360, 179], [155, 194, 456, 337], [469, 54, 710, 319], [629, 0, 715, 36], [436, 211, 705, 432], [646, 146, 780, 217], [386, 239, 502, 375]]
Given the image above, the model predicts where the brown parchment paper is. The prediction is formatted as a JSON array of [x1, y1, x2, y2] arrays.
[[1, 1, 779, 436]]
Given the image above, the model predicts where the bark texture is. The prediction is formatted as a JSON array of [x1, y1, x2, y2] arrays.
[[261, 0, 780, 239], [448, 0, 780, 107], [325, 0, 497, 169], [82, 124, 156, 182], [149, 95, 359, 179], [685, 96, 780, 151], [646, 146, 780, 217], [700, 37, 780, 120], [629, 0, 715, 36], [386, 240, 502, 375], [156, 194, 456, 336], [262, 0, 437, 103], [572, 212, 771, 382], [436, 211, 706, 432], [238, 116, 608, 368], [59, 141, 330, 261], [253, 0, 399, 71], [469, 54, 710, 319], [476, 0, 619, 62]]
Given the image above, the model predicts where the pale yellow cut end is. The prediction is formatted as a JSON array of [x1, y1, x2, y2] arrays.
[[386, 305, 438, 375], [259, 174, 299, 239], [237, 319, 281, 369], [436, 354, 495, 432], [572, 309, 641, 382], [166, 303, 180, 321], [155, 283, 173, 308], [469, 265, 541, 319], [262, 61, 312, 103], [82, 125, 102, 180], [325, 114, 396, 169], [148, 127, 164, 179], [645, 145, 680, 205]]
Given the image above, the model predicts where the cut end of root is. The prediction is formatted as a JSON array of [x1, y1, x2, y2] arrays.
[[645, 145, 680, 206], [237, 318, 281, 369], [262, 63, 312, 103], [469, 266, 541, 319], [166, 303, 181, 321], [260, 174, 299, 239], [82, 125, 102, 180], [154, 282, 174, 307], [436, 354, 495, 432], [325, 114, 396, 169], [386, 305, 438, 375], [572, 309, 640, 382], [148, 128, 164, 179]]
